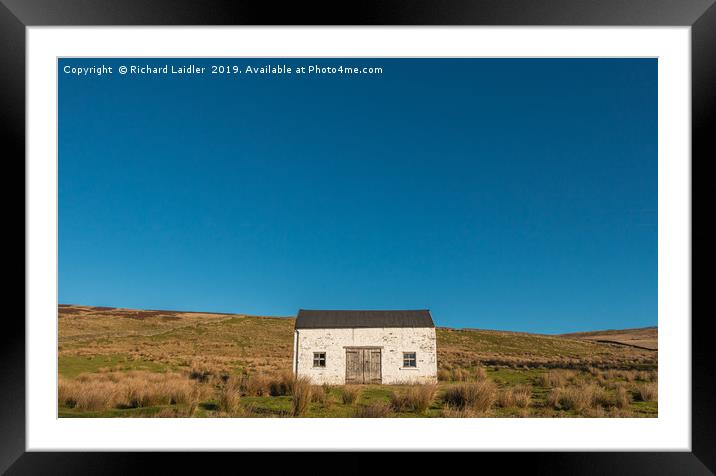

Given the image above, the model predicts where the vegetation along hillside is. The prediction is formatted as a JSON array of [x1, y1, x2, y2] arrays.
[[58, 305, 657, 418], [559, 327, 657, 351]]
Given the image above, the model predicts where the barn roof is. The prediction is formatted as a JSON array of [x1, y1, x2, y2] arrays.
[[295, 309, 435, 329]]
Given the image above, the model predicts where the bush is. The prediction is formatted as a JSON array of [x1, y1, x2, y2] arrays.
[[341, 386, 361, 404], [291, 376, 313, 416], [188, 365, 213, 383], [442, 380, 497, 413], [390, 384, 437, 413], [354, 403, 391, 418], [269, 372, 295, 396]]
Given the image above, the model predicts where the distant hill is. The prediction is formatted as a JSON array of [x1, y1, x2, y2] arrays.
[[559, 327, 657, 351], [58, 305, 657, 377]]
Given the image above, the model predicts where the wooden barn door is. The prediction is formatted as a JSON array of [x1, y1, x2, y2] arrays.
[[345, 349, 363, 384], [345, 348, 382, 384], [365, 349, 382, 384]]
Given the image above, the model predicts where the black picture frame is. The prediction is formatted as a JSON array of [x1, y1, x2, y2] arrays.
[[4, 0, 710, 473]]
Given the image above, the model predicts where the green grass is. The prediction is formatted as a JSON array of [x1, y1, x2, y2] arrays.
[[241, 396, 292, 416], [59, 405, 169, 418], [488, 367, 544, 385], [240, 388, 445, 418], [358, 386, 393, 405], [630, 400, 658, 416]]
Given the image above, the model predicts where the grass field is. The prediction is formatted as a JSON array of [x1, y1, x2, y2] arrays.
[[58, 305, 657, 418]]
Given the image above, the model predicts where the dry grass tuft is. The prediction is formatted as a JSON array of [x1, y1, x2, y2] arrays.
[[217, 380, 242, 415], [437, 367, 487, 382], [440, 405, 478, 418], [536, 370, 576, 388], [437, 369, 452, 381], [390, 384, 437, 413], [354, 403, 392, 418], [614, 384, 632, 408], [497, 384, 532, 408], [547, 385, 597, 412], [636, 370, 657, 382], [59, 371, 203, 411], [450, 368, 469, 381], [472, 367, 488, 381], [634, 382, 658, 402], [512, 385, 532, 408], [341, 386, 361, 405], [442, 380, 497, 413], [591, 385, 614, 408], [310, 385, 330, 405], [291, 376, 313, 417], [59, 377, 117, 410], [240, 373, 269, 396]]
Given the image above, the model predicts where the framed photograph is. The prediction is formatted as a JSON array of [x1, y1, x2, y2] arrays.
[[6, 0, 711, 472]]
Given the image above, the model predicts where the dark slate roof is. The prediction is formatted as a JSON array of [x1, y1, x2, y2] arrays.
[[295, 309, 434, 329]]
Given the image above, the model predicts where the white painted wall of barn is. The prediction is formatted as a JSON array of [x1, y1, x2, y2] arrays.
[[293, 327, 437, 385]]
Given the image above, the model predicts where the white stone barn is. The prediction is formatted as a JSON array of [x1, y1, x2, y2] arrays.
[[292, 309, 438, 385]]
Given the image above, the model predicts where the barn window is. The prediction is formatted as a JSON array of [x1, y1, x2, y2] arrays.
[[313, 352, 326, 367], [403, 352, 417, 368]]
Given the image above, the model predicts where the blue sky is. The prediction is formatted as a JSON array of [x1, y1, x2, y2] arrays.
[[58, 58, 657, 333]]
